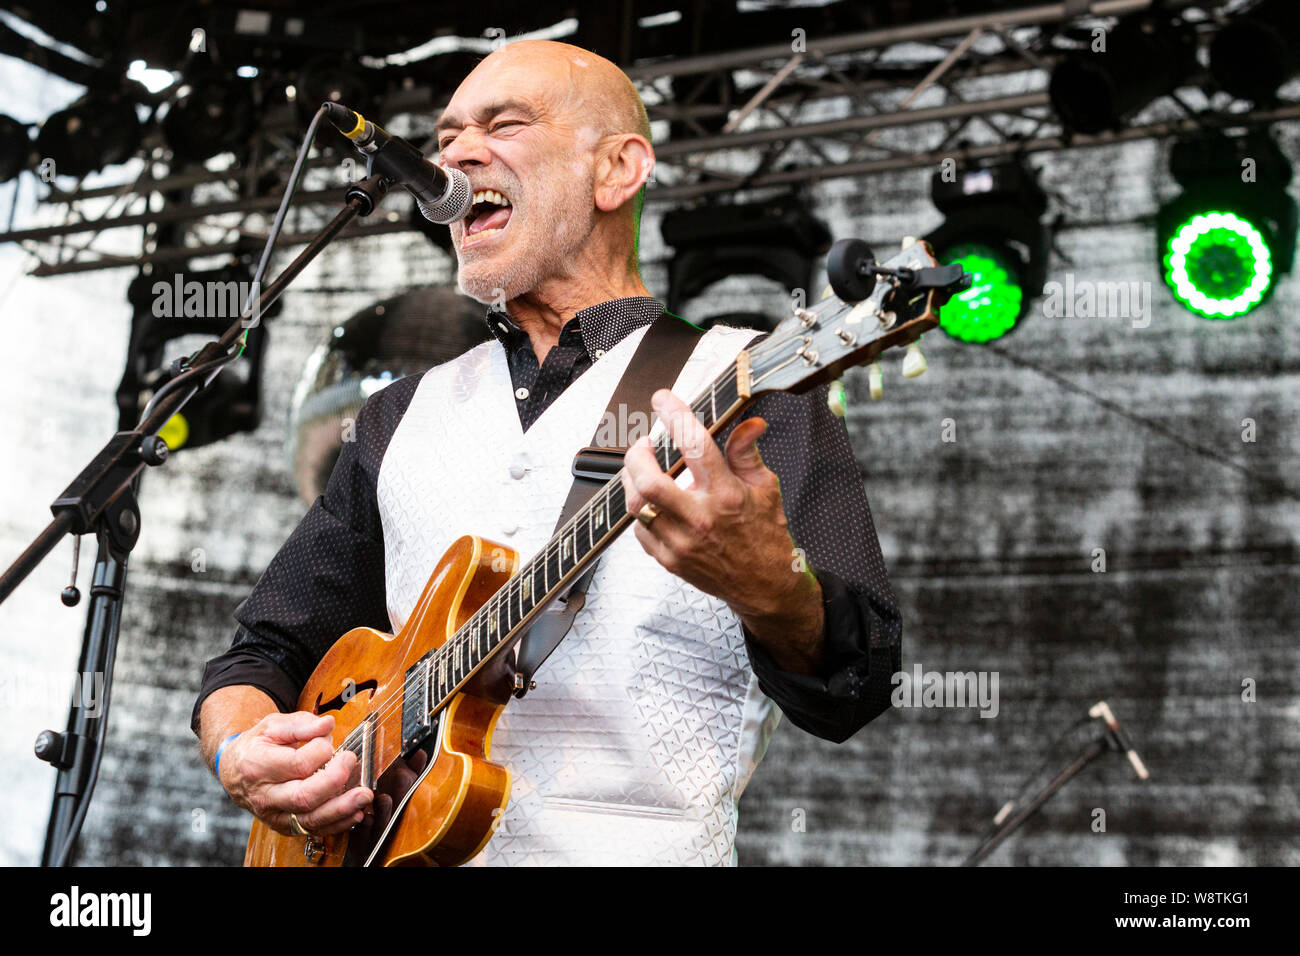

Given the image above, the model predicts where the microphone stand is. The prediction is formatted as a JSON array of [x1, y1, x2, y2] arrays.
[[0, 172, 394, 867], [962, 724, 1140, 867]]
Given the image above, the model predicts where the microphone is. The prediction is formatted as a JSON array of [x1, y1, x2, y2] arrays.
[[323, 102, 472, 225], [1089, 701, 1150, 780]]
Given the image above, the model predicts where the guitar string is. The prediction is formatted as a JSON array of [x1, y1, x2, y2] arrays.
[[318, 304, 852, 765], [413, 356, 750, 689], [322, 362, 746, 760], [316, 301, 854, 767], [321, 360, 750, 763]]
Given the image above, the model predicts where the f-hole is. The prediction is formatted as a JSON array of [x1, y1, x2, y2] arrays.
[[314, 679, 378, 714]]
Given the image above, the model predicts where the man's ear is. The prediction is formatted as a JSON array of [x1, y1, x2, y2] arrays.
[[594, 134, 654, 214]]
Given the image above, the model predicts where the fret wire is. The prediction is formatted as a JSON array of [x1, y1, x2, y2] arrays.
[[406, 368, 748, 727], [421, 364, 746, 718]]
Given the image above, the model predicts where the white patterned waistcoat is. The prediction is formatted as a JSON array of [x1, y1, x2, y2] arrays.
[[375, 322, 781, 865]]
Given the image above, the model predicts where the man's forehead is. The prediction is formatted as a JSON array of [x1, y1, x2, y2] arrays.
[[437, 54, 577, 132]]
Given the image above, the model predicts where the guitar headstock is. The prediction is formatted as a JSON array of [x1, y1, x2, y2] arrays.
[[742, 237, 971, 402]]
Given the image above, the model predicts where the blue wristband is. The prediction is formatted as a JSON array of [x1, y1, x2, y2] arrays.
[[214, 732, 242, 797]]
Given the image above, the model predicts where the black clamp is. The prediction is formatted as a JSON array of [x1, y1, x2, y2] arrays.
[[571, 446, 627, 482]]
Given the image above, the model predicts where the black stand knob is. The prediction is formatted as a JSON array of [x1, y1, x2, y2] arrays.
[[61, 535, 81, 606], [34, 730, 72, 769]]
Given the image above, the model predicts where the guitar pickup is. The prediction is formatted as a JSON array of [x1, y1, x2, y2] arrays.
[[401, 659, 432, 757], [571, 446, 626, 481]]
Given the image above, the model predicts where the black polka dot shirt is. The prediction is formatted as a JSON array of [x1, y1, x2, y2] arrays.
[[192, 296, 902, 744]]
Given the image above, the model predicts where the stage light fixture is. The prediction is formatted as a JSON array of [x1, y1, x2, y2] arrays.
[[295, 56, 373, 150], [118, 260, 282, 451], [162, 72, 255, 164], [0, 114, 32, 183], [1156, 131, 1296, 320], [660, 194, 832, 319], [1210, 0, 1300, 103], [35, 92, 141, 179], [924, 159, 1047, 343], [1049, 14, 1196, 134]]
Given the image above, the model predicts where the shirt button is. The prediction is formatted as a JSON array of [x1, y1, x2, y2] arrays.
[[593, 349, 605, 360], [515, 387, 530, 400], [509, 464, 527, 480]]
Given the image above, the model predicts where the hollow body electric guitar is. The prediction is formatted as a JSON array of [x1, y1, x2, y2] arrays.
[[244, 237, 969, 866]]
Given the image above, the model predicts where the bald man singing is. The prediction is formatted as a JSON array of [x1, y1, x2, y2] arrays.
[[192, 40, 901, 866]]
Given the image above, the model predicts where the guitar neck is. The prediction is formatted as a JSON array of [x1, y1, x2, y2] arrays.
[[410, 349, 757, 724], [399, 237, 957, 746]]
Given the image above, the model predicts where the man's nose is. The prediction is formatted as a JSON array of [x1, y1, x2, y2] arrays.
[[440, 128, 490, 168]]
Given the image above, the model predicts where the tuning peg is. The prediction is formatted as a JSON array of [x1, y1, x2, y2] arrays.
[[902, 342, 927, 379], [867, 362, 883, 400], [827, 379, 847, 417]]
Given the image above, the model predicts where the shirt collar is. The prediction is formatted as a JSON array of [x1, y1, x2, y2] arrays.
[[484, 296, 665, 358]]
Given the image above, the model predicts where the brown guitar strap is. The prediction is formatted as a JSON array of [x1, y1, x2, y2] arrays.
[[512, 311, 705, 697]]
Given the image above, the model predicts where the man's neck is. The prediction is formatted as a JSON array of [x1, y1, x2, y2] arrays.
[[507, 274, 652, 364]]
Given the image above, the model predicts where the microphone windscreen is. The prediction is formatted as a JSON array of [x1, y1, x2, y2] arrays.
[[417, 165, 472, 225]]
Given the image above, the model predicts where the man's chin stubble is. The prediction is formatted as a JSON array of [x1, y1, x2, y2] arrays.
[[456, 249, 529, 304]]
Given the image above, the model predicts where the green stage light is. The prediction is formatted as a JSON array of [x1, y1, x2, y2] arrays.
[[1162, 211, 1272, 319], [938, 243, 1024, 343]]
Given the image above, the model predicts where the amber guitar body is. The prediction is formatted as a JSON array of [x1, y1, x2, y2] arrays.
[[244, 535, 519, 867]]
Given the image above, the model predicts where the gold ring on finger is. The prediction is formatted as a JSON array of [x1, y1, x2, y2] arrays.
[[290, 813, 308, 836], [636, 503, 659, 527]]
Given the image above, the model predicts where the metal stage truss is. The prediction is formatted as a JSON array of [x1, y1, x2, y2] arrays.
[[2, 0, 1294, 277]]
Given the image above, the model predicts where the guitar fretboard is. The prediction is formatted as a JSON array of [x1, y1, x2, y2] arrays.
[[404, 354, 750, 726]]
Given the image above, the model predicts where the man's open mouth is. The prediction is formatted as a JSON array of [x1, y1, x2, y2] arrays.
[[463, 189, 513, 243]]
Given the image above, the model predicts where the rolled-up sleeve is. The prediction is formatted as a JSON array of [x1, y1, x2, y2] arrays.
[[724, 384, 903, 744], [189, 373, 422, 734]]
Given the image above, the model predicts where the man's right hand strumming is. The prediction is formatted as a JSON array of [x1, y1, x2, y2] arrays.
[[200, 688, 373, 836]]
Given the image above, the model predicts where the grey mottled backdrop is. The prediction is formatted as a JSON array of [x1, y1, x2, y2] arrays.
[[0, 73, 1296, 866]]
